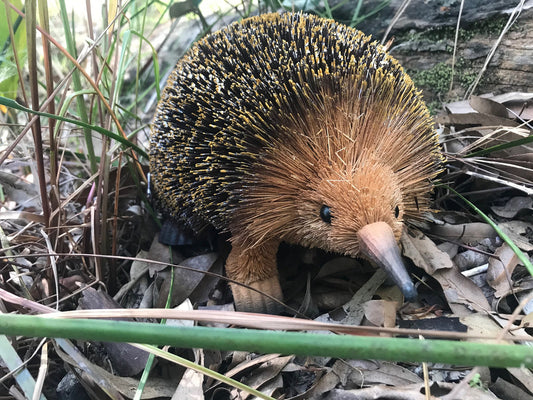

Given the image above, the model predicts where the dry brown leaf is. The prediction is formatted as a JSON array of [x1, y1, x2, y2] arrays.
[[444, 98, 479, 114], [322, 381, 498, 400], [491, 196, 533, 218], [490, 377, 533, 400], [445, 92, 533, 117], [438, 241, 460, 259], [305, 368, 341, 399], [454, 248, 489, 272], [362, 300, 398, 329], [78, 288, 150, 377], [0, 210, 46, 224], [460, 314, 508, 344], [340, 269, 388, 326], [312, 257, 367, 312], [464, 126, 533, 161], [401, 229, 453, 275], [498, 221, 533, 252], [55, 342, 175, 399], [113, 249, 152, 303], [434, 266, 491, 316], [486, 244, 518, 297], [436, 112, 519, 127], [375, 284, 405, 304], [402, 230, 490, 315], [331, 359, 422, 388], [490, 154, 533, 184], [470, 95, 511, 119], [167, 299, 195, 328], [94, 369, 177, 399], [491, 92, 533, 104], [238, 355, 293, 400], [521, 312, 533, 328], [314, 257, 362, 279], [491, 92, 533, 121], [129, 250, 152, 280], [171, 363, 204, 400], [146, 236, 182, 275], [507, 368, 533, 395], [281, 363, 326, 399], [430, 222, 497, 245], [224, 354, 281, 381], [207, 354, 286, 400], [0, 171, 42, 211], [157, 253, 218, 308]]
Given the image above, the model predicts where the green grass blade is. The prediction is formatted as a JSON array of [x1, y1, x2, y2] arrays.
[[0, 314, 532, 368], [465, 134, 533, 158], [0, 0, 26, 100], [0, 334, 47, 400], [0, 96, 148, 158], [135, 344, 275, 400], [57, 0, 97, 172], [445, 185, 533, 276]]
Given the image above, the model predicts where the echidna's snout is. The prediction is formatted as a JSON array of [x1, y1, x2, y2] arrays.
[[356, 222, 417, 301]]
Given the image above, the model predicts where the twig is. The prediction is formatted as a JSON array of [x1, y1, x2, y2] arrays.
[[449, 0, 465, 92], [381, 0, 411, 45], [464, 0, 526, 98]]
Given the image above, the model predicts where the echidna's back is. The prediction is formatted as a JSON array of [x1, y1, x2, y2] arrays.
[[150, 12, 418, 232]]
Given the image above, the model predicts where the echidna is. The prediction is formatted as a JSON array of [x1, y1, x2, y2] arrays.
[[150, 12, 442, 313]]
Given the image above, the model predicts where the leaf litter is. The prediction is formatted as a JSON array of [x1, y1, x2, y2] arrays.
[[2, 9, 533, 396], [3, 90, 533, 399]]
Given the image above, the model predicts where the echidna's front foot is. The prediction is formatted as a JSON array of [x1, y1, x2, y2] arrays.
[[230, 277, 284, 314], [226, 239, 283, 314]]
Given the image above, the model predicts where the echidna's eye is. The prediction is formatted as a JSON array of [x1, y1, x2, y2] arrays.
[[394, 206, 400, 219], [320, 205, 332, 223]]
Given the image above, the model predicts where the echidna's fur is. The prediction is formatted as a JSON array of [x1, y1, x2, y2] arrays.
[[150, 12, 442, 312]]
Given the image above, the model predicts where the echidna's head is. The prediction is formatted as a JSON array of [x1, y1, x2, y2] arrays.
[[230, 81, 441, 300], [292, 156, 418, 299], [298, 160, 404, 253]]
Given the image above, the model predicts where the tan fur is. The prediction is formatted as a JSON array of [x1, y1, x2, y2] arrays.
[[231, 84, 438, 253], [225, 240, 283, 313]]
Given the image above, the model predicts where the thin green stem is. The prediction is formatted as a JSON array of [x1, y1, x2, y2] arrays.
[[0, 314, 531, 368], [444, 185, 533, 276], [134, 344, 275, 400], [58, 0, 97, 173], [0, 97, 148, 158]]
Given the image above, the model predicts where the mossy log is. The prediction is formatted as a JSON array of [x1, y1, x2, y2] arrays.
[[342, 0, 533, 108]]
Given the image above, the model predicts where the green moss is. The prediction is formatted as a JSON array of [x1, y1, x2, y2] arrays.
[[455, 57, 480, 89], [469, 14, 512, 36], [398, 14, 509, 114], [409, 63, 452, 114], [411, 63, 452, 95], [410, 58, 483, 99]]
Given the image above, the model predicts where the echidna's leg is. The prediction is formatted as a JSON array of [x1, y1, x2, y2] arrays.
[[225, 239, 283, 314]]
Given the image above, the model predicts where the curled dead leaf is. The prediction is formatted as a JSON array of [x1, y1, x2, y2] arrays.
[[401, 229, 453, 275], [486, 244, 518, 298]]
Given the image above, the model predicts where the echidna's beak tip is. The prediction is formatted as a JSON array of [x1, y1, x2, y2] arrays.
[[399, 281, 418, 301], [357, 221, 417, 301]]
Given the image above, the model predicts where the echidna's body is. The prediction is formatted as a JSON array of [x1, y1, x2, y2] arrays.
[[150, 12, 442, 313]]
